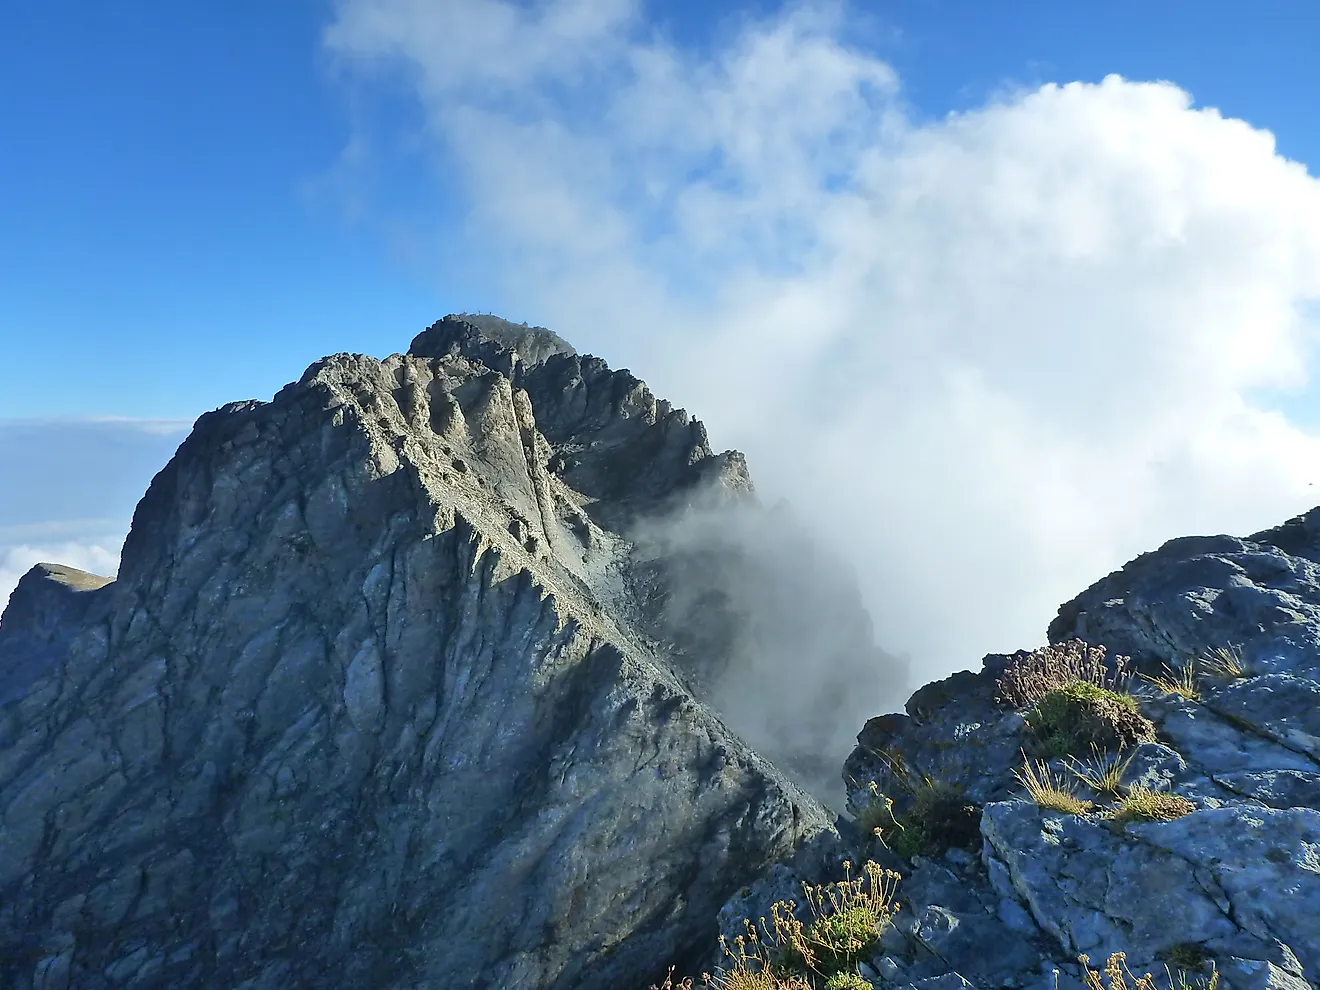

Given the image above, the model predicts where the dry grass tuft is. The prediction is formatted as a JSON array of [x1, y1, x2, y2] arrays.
[[1014, 758, 1093, 815], [1109, 785, 1197, 825], [1199, 645, 1247, 680], [1066, 746, 1136, 797], [997, 640, 1131, 709], [1141, 663, 1202, 702]]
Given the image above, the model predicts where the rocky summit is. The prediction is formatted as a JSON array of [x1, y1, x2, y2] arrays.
[[0, 315, 875, 990], [4, 315, 1320, 990]]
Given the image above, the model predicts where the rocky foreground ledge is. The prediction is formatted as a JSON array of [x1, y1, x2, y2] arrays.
[[816, 511, 1320, 990], [3, 315, 1320, 990]]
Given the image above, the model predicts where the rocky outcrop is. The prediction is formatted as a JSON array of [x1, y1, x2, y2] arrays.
[[0, 563, 113, 706], [29, 310, 1320, 990], [0, 316, 860, 990], [834, 509, 1320, 990]]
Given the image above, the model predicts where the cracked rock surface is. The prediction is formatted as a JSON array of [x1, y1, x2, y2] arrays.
[[0, 316, 851, 990], [832, 509, 1320, 990]]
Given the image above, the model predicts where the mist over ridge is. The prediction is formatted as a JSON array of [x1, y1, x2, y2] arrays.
[[327, 0, 1320, 688]]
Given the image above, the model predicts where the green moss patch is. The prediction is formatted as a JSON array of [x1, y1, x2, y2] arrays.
[[1027, 680, 1155, 757]]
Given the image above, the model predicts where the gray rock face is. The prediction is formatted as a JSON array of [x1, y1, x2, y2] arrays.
[[1048, 513, 1320, 681], [0, 316, 848, 990], [0, 562, 113, 705], [834, 508, 1320, 990]]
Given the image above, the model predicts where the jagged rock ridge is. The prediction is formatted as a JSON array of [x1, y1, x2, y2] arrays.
[[0, 315, 857, 990]]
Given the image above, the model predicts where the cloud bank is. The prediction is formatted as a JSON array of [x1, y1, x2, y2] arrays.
[[0, 420, 188, 611], [325, 0, 1320, 704]]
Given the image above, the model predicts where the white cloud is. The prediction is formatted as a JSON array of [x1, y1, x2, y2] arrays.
[[0, 418, 184, 617], [326, 0, 1320, 707]]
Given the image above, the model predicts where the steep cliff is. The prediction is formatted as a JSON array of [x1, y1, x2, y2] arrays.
[[0, 316, 874, 990]]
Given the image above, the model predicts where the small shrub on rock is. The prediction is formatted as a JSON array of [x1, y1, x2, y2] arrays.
[[823, 973, 873, 990], [1159, 944, 1212, 972], [858, 778, 980, 860], [1027, 680, 1155, 757], [649, 969, 695, 990], [1109, 786, 1196, 825], [854, 782, 899, 844], [709, 861, 900, 990], [996, 640, 1129, 709]]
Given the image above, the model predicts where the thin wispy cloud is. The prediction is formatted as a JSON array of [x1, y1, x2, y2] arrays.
[[327, 0, 1320, 704]]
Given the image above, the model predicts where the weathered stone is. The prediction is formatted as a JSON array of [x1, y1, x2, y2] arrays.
[[1049, 522, 1320, 683], [1131, 807, 1320, 982], [1142, 693, 1320, 778], [1213, 770, 1320, 810], [981, 802, 1239, 972], [1205, 675, 1320, 761], [0, 562, 113, 705], [1218, 957, 1313, 990], [0, 317, 862, 990]]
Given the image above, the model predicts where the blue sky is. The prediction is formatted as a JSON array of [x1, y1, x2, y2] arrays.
[[3, 1, 1319, 419], [5, 1, 1320, 683]]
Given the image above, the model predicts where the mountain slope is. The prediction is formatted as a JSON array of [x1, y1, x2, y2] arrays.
[[0, 317, 843, 990]]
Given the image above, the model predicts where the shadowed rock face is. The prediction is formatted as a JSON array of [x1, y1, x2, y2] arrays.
[[0, 317, 837, 990], [0, 563, 113, 706]]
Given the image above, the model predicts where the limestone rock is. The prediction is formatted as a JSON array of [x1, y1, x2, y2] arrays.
[[840, 507, 1320, 990], [0, 562, 113, 705], [0, 316, 850, 990], [1048, 516, 1320, 682]]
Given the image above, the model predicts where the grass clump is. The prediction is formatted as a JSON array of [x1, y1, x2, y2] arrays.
[[1065, 745, 1136, 798], [1141, 663, 1202, 702], [705, 861, 899, 990], [1014, 758, 1093, 815], [1027, 681, 1156, 758], [1141, 645, 1253, 702], [1109, 785, 1197, 825], [1079, 951, 1219, 990], [1199, 645, 1248, 680], [856, 778, 980, 861]]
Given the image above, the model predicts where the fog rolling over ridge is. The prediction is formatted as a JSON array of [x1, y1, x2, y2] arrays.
[[633, 497, 910, 798], [328, 0, 1320, 688]]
